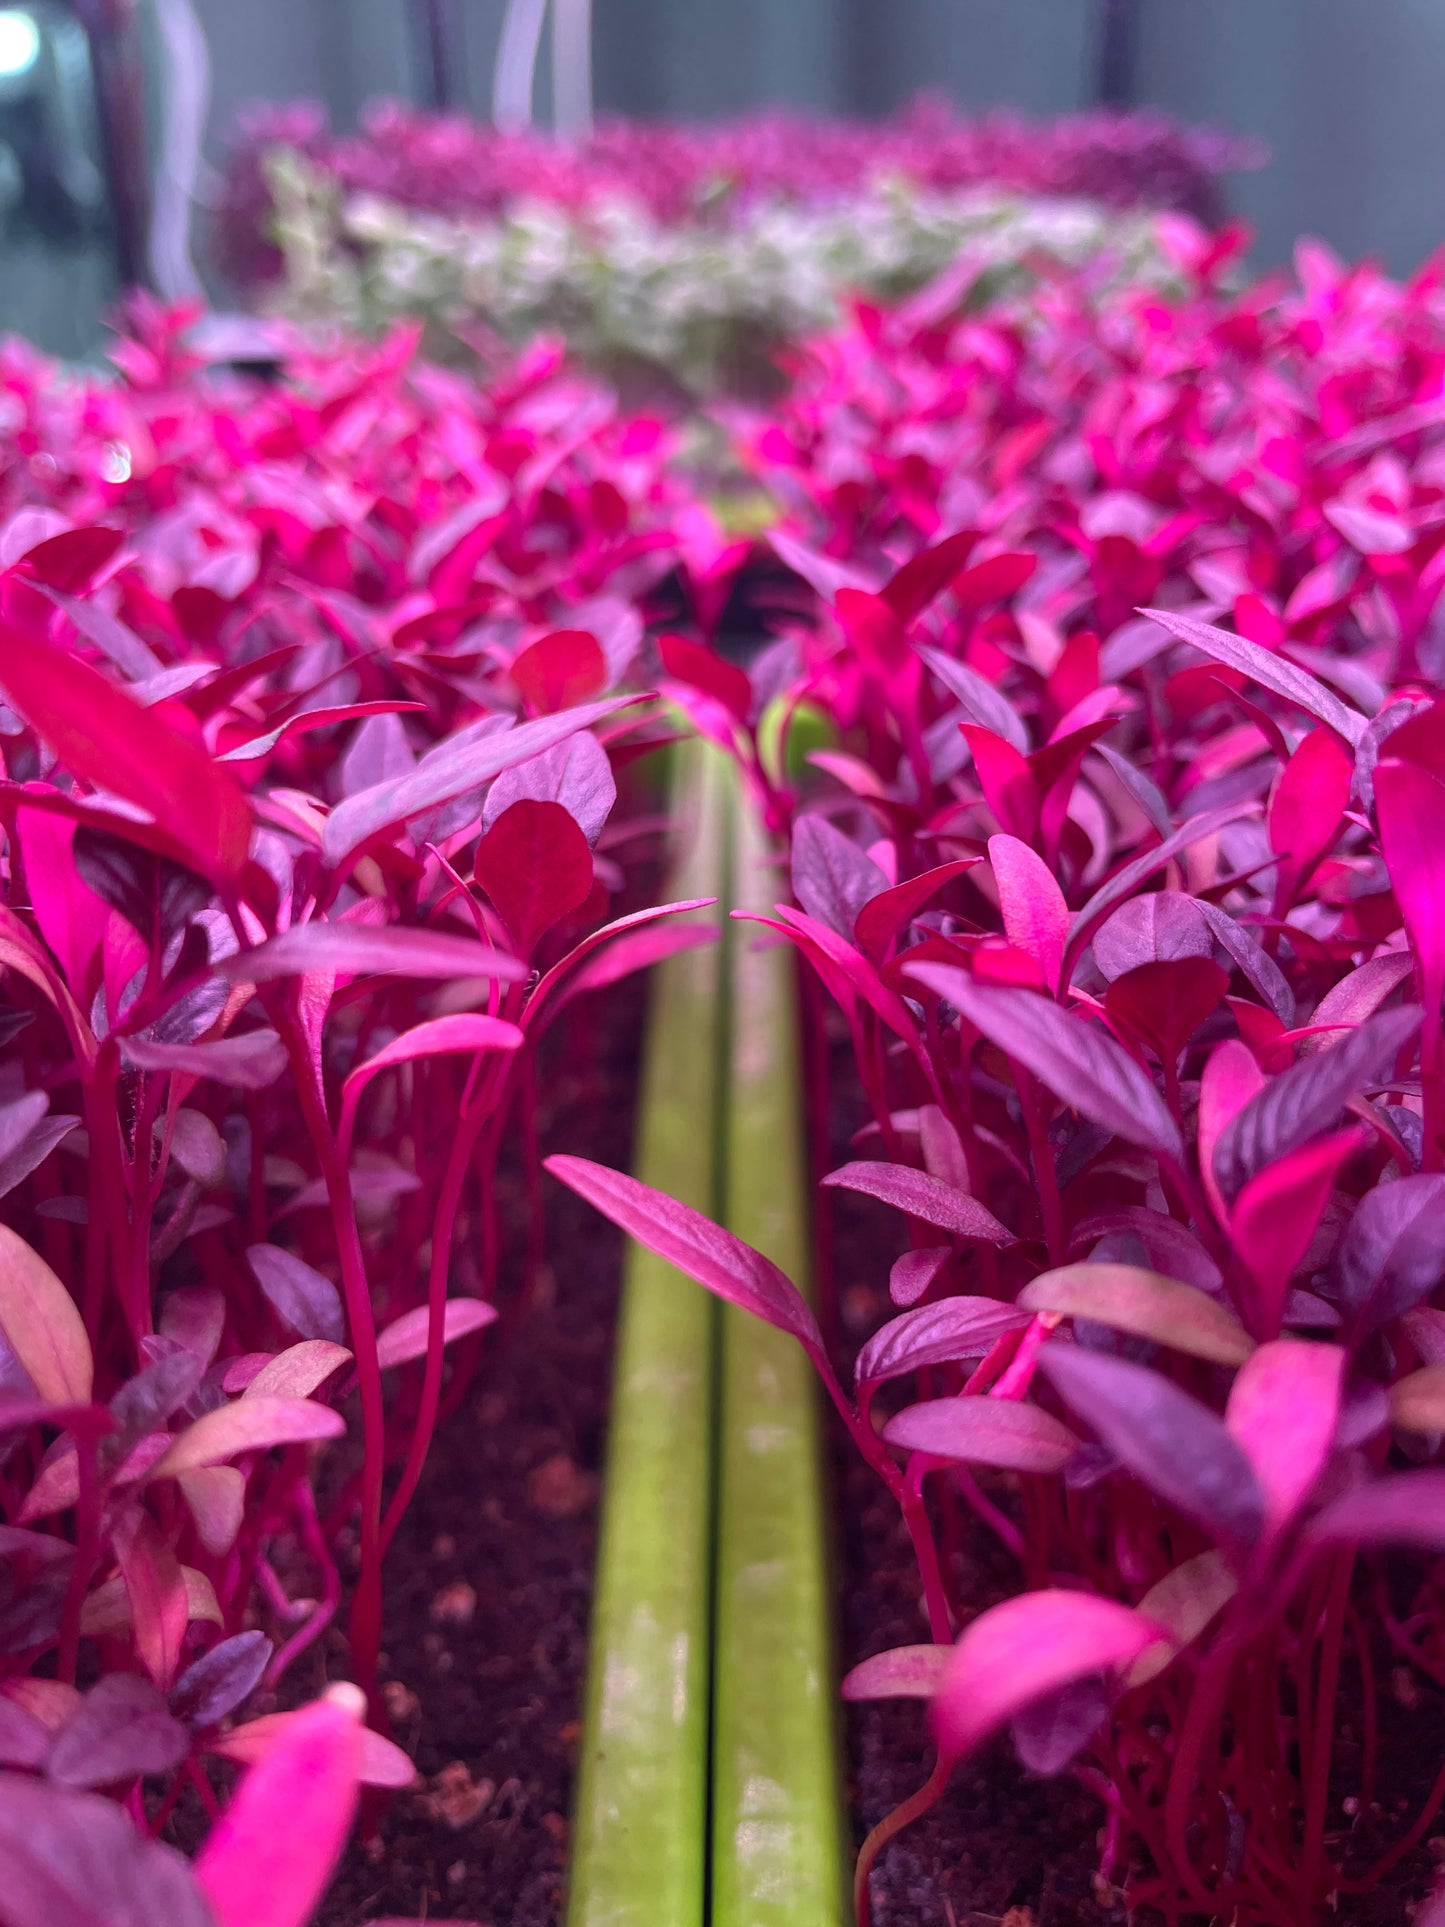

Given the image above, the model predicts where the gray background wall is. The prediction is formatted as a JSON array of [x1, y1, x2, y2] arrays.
[[189, 0, 1445, 277], [6, 0, 1445, 357]]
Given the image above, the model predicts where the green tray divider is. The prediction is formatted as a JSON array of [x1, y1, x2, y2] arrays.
[[711, 789, 850, 1927], [565, 740, 730, 1927]]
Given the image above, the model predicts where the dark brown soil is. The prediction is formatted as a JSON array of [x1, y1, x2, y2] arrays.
[[311, 967, 650, 1927]]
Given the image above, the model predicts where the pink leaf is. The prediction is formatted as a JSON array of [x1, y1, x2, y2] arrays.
[[1226, 1340, 1344, 1535], [879, 528, 978, 623], [842, 1644, 949, 1701], [821, 1160, 1011, 1244], [344, 1014, 523, 1106], [961, 725, 1039, 843], [791, 815, 889, 943], [1267, 726, 1353, 894], [0, 1223, 92, 1403], [989, 834, 1068, 993], [1018, 1263, 1252, 1366], [888, 1245, 953, 1307], [242, 1341, 353, 1400], [195, 1689, 364, 1927], [1198, 1039, 1265, 1225], [375, 1298, 498, 1370], [545, 1155, 826, 1364], [146, 1396, 345, 1479], [932, 1591, 1166, 1762], [112, 1508, 189, 1691], [121, 1031, 289, 1090]]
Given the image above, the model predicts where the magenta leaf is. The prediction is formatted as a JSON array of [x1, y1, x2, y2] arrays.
[[1230, 1130, 1361, 1341], [194, 1689, 363, 1927], [932, 1591, 1165, 1763], [884, 1394, 1081, 1473], [855, 1297, 1031, 1392], [880, 528, 978, 623], [821, 1160, 1011, 1243], [545, 1154, 826, 1361], [1374, 757, 1445, 1027], [1138, 606, 1367, 747], [170, 1632, 274, 1730], [906, 965, 1183, 1164], [1062, 802, 1255, 982], [1331, 1174, 1445, 1337], [1039, 1344, 1265, 1547], [1213, 1006, 1420, 1200], [216, 923, 526, 985], [0, 1772, 212, 1927], [246, 1246, 345, 1347], [0, 623, 253, 884], [47, 1674, 190, 1788], [989, 834, 1068, 992], [474, 798, 598, 955], [791, 815, 889, 942], [344, 1015, 524, 1106]]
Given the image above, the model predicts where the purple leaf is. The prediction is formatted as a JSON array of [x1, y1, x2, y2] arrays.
[[1011, 1676, 1113, 1776], [171, 1632, 274, 1729], [1333, 1174, 1445, 1337], [0, 1111, 79, 1201], [0, 1772, 212, 1927], [905, 967, 1183, 1165], [917, 641, 1029, 752], [321, 695, 639, 867], [121, 1031, 288, 1091], [246, 1246, 345, 1347], [932, 1591, 1166, 1763], [480, 733, 617, 846], [791, 815, 889, 943], [1039, 1344, 1264, 1547], [217, 923, 526, 986], [841, 1644, 949, 1701], [1311, 1470, 1445, 1550], [1213, 1007, 1420, 1200], [0, 1695, 51, 1768], [888, 1245, 953, 1307], [1018, 1263, 1253, 1366], [1138, 606, 1367, 747], [884, 1394, 1081, 1473], [1062, 803, 1255, 983], [545, 1155, 825, 1361], [47, 1674, 190, 1787], [855, 1297, 1030, 1393], [1194, 900, 1295, 1024], [821, 1160, 1011, 1243]]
